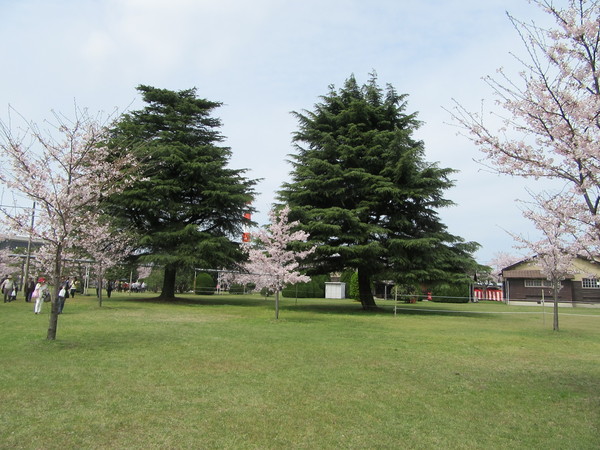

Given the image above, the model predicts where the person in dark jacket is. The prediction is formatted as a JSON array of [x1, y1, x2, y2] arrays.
[[24, 278, 35, 302]]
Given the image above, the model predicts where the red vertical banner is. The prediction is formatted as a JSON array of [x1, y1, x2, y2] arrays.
[[242, 207, 251, 242]]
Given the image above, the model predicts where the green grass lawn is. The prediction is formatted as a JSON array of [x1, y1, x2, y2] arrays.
[[1, 293, 599, 449]]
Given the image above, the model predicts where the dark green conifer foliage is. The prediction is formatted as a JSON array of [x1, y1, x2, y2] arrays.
[[279, 74, 479, 309], [107, 86, 257, 299]]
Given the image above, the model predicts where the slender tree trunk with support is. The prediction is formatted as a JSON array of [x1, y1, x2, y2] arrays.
[[273, 274, 281, 320], [553, 279, 560, 331], [97, 266, 105, 307]]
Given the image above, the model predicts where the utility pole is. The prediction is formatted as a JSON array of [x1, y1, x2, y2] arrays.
[[23, 201, 36, 286]]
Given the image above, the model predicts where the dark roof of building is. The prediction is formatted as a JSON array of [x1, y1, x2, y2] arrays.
[[502, 269, 575, 280], [502, 254, 600, 276], [502, 269, 542, 279]]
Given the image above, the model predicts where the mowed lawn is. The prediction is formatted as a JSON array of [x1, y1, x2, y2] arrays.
[[1, 293, 599, 449]]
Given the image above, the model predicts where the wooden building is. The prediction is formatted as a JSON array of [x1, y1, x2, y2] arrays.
[[502, 256, 600, 304]]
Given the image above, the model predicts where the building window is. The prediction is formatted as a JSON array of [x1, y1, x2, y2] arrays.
[[582, 278, 600, 289], [524, 279, 555, 288]]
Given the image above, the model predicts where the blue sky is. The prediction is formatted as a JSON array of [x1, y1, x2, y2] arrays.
[[0, 0, 553, 264]]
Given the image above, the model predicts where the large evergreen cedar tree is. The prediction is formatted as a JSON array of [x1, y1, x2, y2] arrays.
[[107, 86, 257, 299], [279, 75, 480, 310]]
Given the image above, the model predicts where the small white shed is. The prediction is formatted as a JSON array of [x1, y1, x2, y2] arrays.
[[325, 282, 346, 299]]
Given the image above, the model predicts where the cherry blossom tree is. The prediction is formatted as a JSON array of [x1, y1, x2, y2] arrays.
[[511, 192, 582, 330], [230, 205, 315, 319], [471, 251, 523, 302], [78, 218, 134, 307], [0, 247, 21, 279], [450, 0, 600, 259], [137, 265, 152, 282], [0, 106, 136, 339], [488, 251, 524, 282]]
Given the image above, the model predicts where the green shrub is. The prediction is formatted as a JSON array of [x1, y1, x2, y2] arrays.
[[228, 283, 255, 295], [145, 267, 164, 293], [260, 287, 274, 297], [339, 270, 354, 286], [281, 275, 327, 298], [195, 272, 216, 295], [391, 284, 421, 303], [175, 266, 195, 293], [349, 272, 359, 301], [228, 283, 246, 295], [431, 283, 470, 303], [281, 283, 304, 298]]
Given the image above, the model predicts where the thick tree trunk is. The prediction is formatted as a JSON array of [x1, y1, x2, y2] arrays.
[[47, 297, 59, 340], [358, 266, 377, 310], [47, 247, 62, 340], [160, 264, 177, 299]]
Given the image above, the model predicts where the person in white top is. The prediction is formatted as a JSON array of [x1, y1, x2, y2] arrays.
[[32, 277, 49, 314], [2, 275, 16, 303]]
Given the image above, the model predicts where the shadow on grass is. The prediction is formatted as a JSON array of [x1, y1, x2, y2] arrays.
[[390, 305, 510, 319], [110, 293, 382, 314], [284, 301, 392, 316], [110, 294, 494, 318], [125, 295, 273, 308], [114, 295, 465, 316]]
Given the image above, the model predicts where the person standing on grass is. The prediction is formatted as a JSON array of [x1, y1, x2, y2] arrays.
[[69, 277, 78, 298], [32, 277, 49, 314], [57, 278, 70, 314], [9, 279, 18, 302], [2, 275, 15, 303], [24, 277, 35, 302]]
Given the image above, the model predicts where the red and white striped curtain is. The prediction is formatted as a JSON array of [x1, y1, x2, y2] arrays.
[[474, 288, 503, 301]]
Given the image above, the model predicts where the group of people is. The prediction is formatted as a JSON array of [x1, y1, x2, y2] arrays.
[[1, 274, 80, 314], [111, 280, 147, 293], [54, 277, 79, 314], [4, 275, 148, 312], [100, 280, 147, 298], [30, 276, 80, 314]]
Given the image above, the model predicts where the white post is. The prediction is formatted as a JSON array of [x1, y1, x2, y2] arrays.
[[542, 289, 545, 327], [275, 275, 280, 320], [84, 265, 90, 295]]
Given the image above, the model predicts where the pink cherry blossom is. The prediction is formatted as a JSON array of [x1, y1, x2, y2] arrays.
[[0, 106, 137, 339], [227, 205, 316, 319], [449, 0, 600, 270]]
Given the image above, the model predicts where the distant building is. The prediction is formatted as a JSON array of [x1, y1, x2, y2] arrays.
[[502, 256, 600, 304], [0, 233, 43, 252]]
